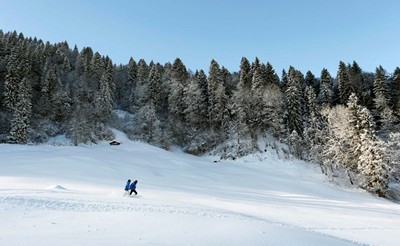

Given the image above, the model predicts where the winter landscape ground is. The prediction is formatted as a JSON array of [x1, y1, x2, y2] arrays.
[[0, 130, 399, 246]]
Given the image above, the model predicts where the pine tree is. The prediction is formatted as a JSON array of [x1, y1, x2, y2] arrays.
[[171, 58, 188, 84], [373, 66, 388, 102], [76, 47, 93, 75], [249, 66, 264, 141], [218, 83, 231, 139], [9, 77, 32, 143], [238, 57, 251, 89], [221, 66, 233, 97], [134, 59, 150, 107], [262, 62, 280, 87], [250, 57, 261, 77], [52, 84, 72, 124], [168, 58, 188, 123], [127, 57, 138, 111], [391, 67, 400, 116], [89, 52, 104, 89], [147, 64, 162, 112], [319, 68, 333, 107], [373, 66, 395, 128], [194, 70, 209, 130], [230, 58, 252, 141], [231, 90, 249, 142], [3, 47, 21, 111], [167, 58, 189, 144], [303, 86, 325, 164], [281, 69, 288, 92], [70, 45, 79, 66], [208, 59, 227, 133], [345, 94, 390, 196], [348, 61, 366, 105], [67, 104, 92, 146], [356, 107, 390, 197], [285, 67, 304, 137], [337, 61, 352, 104], [96, 60, 114, 123], [134, 104, 162, 145]]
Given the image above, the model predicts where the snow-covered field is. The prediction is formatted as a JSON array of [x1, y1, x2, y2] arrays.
[[1, 131, 399, 246]]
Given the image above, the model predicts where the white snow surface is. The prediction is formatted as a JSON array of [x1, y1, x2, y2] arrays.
[[1, 130, 399, 246]]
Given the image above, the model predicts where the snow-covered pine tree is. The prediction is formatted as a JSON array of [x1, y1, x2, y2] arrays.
[[263, 84, 285, 139], [169, 59, 188, 116], [343, 93, 390, 196], [285, 67, 304, 138], [208, 59, 228, 135], [196, 70, 209, 130], [249, 65, 264, 141], [356, 107, 390, 197], [305, 70, 320, 99], [70, 44, 79, 66], [89, 51, 104, 90], [76, 47, 93, 75], [214, 81, 230, 140], [147, 64, 162, 113], [135, 59, 150, 107], [37, 63, 63, 119], [322, 104, 354, 178], [305, 70, 316, 88], [337, 61, 352, 104], [167, 58, 189, 144], [373, 66, 395, 129], [96, 59, 114, 123], [303, 86, 325, 164], [207, 60, 223, 133], [281, 69, 288, 92], [348, 61, 368, 105], [262, 62, 279, 86], [3, 47, 21, 111], [231, 89, 250, 144], [127, 57, 138, 112], [250, 57, 260, 78], [9, 77, 32, 144], [67, 104, 92, 146], [258, 62, 284, 138], [391, 67, 400, 117], [52, 84, 72, 124], [184, 75, 204, 131], [231, 57, 252, 140], [133, 104, 162, 145], [239, 57, 252, 90], [319, 68, 333, 107], [182, 74, 213, 153]]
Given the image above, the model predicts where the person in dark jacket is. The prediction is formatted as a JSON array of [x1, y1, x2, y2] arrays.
[[129, 180, 138, 195], [125, 179, 131, 191]]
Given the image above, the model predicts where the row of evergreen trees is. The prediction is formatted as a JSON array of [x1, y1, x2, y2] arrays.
[[0, 30, 399, 198]]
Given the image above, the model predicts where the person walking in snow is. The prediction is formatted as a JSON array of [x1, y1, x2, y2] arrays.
[[124, 179, 131, 192], [129, 180, 138, 195]]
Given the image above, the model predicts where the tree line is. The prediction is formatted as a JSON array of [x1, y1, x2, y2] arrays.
[[0, 30, 399, 198]]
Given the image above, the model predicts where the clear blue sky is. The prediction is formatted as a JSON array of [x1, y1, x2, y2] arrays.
[[1, 0, 399, 76]]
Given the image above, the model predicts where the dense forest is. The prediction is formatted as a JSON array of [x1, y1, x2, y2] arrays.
[[0, 30, 399, 199]]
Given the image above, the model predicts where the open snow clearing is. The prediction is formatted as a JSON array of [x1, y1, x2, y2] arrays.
[[1, 131, 399, 245]]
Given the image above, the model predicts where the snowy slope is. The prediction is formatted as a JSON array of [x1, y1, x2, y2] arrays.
[[0, 130, 399, 246]]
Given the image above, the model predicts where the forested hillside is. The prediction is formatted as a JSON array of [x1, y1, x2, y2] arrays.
[[0, 30, 399, 199]]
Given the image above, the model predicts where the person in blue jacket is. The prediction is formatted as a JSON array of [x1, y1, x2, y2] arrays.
[[124, 179, 131, 192], [129, 180, 138, 195]]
